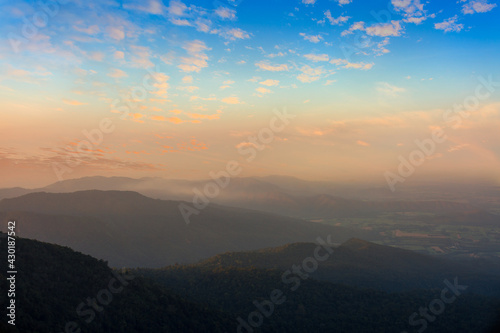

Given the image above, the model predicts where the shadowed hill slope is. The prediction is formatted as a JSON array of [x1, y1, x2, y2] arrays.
[[0, 233, 233, 333], [191, 238, 500, 295], [0, 190, 376, 268]]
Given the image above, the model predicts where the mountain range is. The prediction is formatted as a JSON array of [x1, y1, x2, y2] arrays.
[[0, 176, 482, 219], [0, 190, 377, 267], [2, 233, 499, 333]]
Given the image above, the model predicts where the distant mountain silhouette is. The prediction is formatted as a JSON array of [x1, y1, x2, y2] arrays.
[[0, 176, 479, 219], [0, 190, 377, 267], [42, 175, 155, 192]]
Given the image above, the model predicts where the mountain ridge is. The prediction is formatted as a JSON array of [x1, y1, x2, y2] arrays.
[[0, 176, 479, 219], [0, 190, 376, 267]]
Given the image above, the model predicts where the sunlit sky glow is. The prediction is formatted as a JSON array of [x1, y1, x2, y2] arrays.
[[0, 0, 499, 188]]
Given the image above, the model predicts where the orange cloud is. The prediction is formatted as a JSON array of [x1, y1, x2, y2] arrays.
[[177, 139, 208, 151], [222, 96, 243, 104], [256, 87, 272, 94], [186, 113, 220, 120], [126, 150, 151, 155], [357, 140, 370, 147], [63, 99, 87, 106], [150, 115, 187, 124], [107, 68, 128, 78]]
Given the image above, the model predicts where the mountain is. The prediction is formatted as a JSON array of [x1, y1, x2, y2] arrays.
[[2, 233, 499, 332], [176, 238, 500, 295], [0, 190, 377, 268], [136, 257, 500, 332], [42, 175, 154, 192], [0, 176, 479, 219], [0, 187, 33, 201], [0, 232, 233, 333]]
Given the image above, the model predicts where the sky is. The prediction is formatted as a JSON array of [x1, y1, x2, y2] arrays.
[[0, 0, 499, 188]]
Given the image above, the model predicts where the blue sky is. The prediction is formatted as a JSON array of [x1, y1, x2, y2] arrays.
[[0, 0, 499, 187]]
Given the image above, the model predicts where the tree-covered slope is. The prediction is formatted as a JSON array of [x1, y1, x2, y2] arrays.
[[0, 232, 232, 333]]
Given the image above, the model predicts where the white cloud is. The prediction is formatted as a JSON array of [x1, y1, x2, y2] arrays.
[[166, 0, 194, 27], [168, 0, 187, 16], [297, 65, 326, 83], [73, 24, 100, 35], [259, 79, 280, 86], [177, 85, 199, 93], [151, 72, 170, 98], [374, 37, 391, 55], [107, 68, 128, 78], [434, 16, 464, 33], [342, 20, 402, 38], [267, 52, 286, 58], [170, 18, 191, 26], [247, 76, 261, 83], [5, 66, 52, 84], [215, 28, 250, 40], [182, 75, 193, 83], [302, 0, 316, 4], [391, 0, 430, 24], [195, 18, 211, 32], [124, 0, 164, 14], [366, 20, 403, 37], [304, 53, 329, 62], [299, 33, 323, 43], [129, 45, 154, 69], [330, 59, 373, 70], [335, 0, 353, 5], [392, 0, 412, 6], [107, 26, 125, 40], [88, 52, 105, 62], [114, 51, 124, 59], [461, 0, 497, 14], [341, 21, 365, 36], [376, 82, 406, 96], [255, 61, 289, 71], [163, 0, 250, 40], [178, 40, 210, 72], [404, 16, 427, 24], [215, 7, 237, 20], [323, 10, 350, 25]]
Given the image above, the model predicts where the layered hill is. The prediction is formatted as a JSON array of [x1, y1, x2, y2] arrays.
[[192, 238, 500, 295], [0, 232, 232, 333], [136, 254, 500, 332], [0, 190, 376, 268], [0, 176, 479, 219], [1, 234, 499, 332]]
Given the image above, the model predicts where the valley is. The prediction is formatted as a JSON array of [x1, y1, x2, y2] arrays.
[[312, 211, 500, 262]]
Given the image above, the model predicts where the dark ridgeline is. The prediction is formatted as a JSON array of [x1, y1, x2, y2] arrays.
[[0, 232, 232, 333], [1, 232, 498, 332]]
